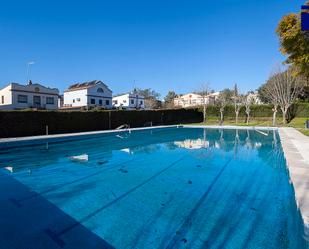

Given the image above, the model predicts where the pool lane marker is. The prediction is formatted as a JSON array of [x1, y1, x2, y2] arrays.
[[44, 155, 186, 248], [165, 157, 233, 249], [8, 158, 136, 208]]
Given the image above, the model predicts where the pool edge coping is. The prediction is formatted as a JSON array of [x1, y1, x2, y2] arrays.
[[0, 125, 278, 145], [0, 125, 180, 145], [278, 127, 309, 240]]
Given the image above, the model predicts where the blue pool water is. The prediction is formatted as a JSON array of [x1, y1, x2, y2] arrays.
[[0, 127, 307, 249]]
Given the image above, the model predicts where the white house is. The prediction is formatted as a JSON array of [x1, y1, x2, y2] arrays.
[[173, 92, 219, 108], [63, 80, 112, 109], [0, 81, 59, 110], [247, 91, 262, 104], [112, 93, 145, 109]]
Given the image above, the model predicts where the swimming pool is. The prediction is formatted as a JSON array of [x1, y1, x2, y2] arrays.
[[0, 127, 307, 249]]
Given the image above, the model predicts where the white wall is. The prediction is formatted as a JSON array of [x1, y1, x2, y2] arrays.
[[0, 84, 13, 109], [113, 94, 145, 109], [113, 94, 129, 108], [63, 89, 88, 107]]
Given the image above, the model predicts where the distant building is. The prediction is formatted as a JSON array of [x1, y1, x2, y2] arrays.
[[173, 92, 219, 108], [0, 81, 59, 110], [247, 91, 262, 104], [63, 80, 112, 109], [112, 93, 145, 109]]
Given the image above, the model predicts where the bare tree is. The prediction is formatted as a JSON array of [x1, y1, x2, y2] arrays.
[[232, 84, 242, 124], [243, 93, 254, 125], [217, 89, 233, 125], [263, 68, 304, 124], [196, 83, 211, 123]]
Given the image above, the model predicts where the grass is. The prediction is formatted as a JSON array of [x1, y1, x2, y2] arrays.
[[185, 116, 309, 136]]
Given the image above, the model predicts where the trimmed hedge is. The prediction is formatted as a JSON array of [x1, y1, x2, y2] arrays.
[[199, 102, 309, 118], [0, 109, 202, 138]]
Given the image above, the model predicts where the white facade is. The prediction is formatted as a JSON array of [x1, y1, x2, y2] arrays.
[[0, 82, 59, 110], [63, 80, 112, 109], [112, 93, 145, 109], [247, 92, 262, 105], [174, 92, 219, 108]]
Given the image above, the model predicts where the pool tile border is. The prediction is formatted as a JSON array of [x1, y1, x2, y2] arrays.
[[278, 127, 309, 240]]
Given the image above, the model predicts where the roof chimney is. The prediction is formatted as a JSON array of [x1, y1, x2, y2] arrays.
[[28, 80, 33, 85]]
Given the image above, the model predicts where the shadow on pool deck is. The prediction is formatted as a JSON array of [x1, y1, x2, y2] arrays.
[[0, 172, 114, 249]]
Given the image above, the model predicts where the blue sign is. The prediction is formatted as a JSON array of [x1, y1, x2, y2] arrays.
[[301, 5, 309, 31]]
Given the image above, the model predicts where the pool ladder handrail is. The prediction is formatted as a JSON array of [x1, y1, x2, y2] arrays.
[[116, 124, 130, 130], [143, 121, 153, 127]]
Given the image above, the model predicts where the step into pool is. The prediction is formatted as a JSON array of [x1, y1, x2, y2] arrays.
[[0, 127, 307, 249]]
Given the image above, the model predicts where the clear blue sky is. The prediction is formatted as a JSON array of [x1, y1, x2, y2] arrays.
[[0, 0, 305, 98]]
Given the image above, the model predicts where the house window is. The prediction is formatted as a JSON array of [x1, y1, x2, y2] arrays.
[[140, 100, 143, 105], [34, 87, 40, 92], [73, 99, 75, 103], [123, 100, 126, 103], [33, 96, 41, 105], [91, 98, 95, 104], [17, 95, 28, 103], [113, 100, 118, 105], [1, 96, 4, 104], [77, 98, 81, 102], [46, 97, 54, 104], [130, 99, 134, 104], [99, 99, 103, 105], [105, 100, 110, 105], [97, 88, 104, 93]]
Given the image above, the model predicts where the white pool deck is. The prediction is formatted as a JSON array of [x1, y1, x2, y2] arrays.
[[278, 127, 309, 238], [0, 125, 309, 239]]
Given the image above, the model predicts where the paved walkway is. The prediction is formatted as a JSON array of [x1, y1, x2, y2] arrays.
[[279, 128, 309, 239]]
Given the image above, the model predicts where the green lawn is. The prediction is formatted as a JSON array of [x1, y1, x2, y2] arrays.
[[185, 116, 309, 136]]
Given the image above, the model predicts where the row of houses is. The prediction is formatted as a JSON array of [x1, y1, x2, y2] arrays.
[[0, 80, 145, 110], [173, 91, 261, 108], [0, 80, 261, 110]]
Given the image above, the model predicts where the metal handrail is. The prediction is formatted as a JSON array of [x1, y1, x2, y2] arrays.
[[116, 124, 130, 130], [143, 121, 153, 127]]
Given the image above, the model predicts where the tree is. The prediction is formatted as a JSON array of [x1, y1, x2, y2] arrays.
[[164, 91, 177, 108], [257, 83, 270, 104], [263, 68, 305, 124], [259, 83, 279, 126], [133, 88, 160, 99], [217, 89, 233, 125], [232, 84, 242, 124], [276, 5, 309, 80], [133, 88, 161, 109], [196, 83, 211, 123], [145, 98, 162, 109], [243, 93, 254, 125]]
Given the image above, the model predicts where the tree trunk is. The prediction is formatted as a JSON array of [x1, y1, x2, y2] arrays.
[[272, 105, 277, 126], [203, 104, 207, 123], [282, 110, 287, 125], [220, 111, 224, 125], [235, 111, 239, 124], [246, 112, 250, 124]]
